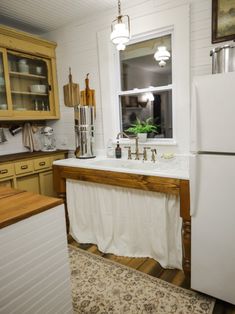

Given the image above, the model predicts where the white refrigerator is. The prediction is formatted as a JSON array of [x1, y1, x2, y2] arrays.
[[190, 71, 235, 304]]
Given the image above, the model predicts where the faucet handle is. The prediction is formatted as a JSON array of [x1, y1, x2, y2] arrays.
[[124, 146, 132, 160], [143, 147, 151, 161], [151, 148, 157, 163]]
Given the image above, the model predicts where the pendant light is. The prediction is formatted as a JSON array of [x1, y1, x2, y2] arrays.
[[154, 46, 171, 67], [110, 0, 130, 51]]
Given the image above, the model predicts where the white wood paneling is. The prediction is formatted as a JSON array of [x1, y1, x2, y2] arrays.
[[0, 205, 73, 314], [2, 0, 235, 155], [45, 0, 234, 155], [0, 0, 144, 34]]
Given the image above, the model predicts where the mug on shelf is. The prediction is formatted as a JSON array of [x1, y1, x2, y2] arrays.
[[36, 66, 42, 75], [18, 59, 29, 73]]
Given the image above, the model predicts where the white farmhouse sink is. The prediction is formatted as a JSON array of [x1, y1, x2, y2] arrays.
[[91, 158, 158, 171], [53, 156, 189, 180]]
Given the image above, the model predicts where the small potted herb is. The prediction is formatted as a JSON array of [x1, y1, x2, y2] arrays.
[[126, 118, 158, 142]]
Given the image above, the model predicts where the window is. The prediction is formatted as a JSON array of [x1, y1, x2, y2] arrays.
[[119, 34, 173, 139]]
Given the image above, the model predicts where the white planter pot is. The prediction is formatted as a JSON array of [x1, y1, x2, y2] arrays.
[[137, 133, 147, 143]]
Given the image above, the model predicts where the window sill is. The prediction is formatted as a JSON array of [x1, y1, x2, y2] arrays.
[[114, 138, 177, 146]]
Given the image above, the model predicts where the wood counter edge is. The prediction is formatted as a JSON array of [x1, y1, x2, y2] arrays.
[[0, 191, 64, 229]]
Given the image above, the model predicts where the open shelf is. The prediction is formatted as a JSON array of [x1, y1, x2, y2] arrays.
[[9, 71, 47, 80], [11, 91, 48, 96]]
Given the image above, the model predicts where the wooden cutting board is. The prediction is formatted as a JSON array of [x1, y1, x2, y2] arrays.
[[63, 68, 80, 107], [80, 73, 96, 115]]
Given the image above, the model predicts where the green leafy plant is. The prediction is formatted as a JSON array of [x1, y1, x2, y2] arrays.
[[126, 118, 158, 134]]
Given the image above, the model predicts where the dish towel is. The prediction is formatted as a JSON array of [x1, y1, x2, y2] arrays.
[[22, 123, 40, 152]]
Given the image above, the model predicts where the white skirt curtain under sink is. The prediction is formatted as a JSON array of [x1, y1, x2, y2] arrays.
[[66, 179, 182, 269]]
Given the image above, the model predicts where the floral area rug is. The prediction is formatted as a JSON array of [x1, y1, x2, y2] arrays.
[[69, 245, 215, 314]]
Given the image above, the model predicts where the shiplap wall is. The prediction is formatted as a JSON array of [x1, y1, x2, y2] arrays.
[[1, 0, 232, 155], [45, 0, 217, 154], [0, 205, 73, 314]]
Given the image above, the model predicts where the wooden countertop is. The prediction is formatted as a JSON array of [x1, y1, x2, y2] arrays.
[[0, 150, 68, 163], [0, 187, 64, 229]]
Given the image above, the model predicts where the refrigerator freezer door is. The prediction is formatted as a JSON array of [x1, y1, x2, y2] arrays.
[[191, 154, 235, 304], [191, 72, 235, 153]]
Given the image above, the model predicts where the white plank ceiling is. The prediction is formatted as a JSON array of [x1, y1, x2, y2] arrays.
[[0, 0, 143, 34]]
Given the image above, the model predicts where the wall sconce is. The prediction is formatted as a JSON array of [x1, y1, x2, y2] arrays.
[[110, 0, 130, 51], [154, 46, 171, 67]]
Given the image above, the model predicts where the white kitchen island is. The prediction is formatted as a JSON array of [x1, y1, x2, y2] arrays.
[[0, 187, 73, 314]]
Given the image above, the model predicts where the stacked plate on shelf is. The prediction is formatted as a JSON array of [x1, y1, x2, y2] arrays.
[[30, 85, 47, 93]]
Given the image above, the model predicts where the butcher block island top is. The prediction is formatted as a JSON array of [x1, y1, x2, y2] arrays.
[[0, 186, 63, 228]]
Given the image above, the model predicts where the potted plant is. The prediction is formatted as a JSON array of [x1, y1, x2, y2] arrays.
[[126, 118, 158, 142]]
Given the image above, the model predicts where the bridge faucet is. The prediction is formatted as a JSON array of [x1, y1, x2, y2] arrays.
[[116, 131, 130, 140], [116, 132, 140, 160]]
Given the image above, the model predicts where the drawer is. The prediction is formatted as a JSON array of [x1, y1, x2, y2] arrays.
[[15, 160, 34, 175], [0, 164, 14, 179], [34, 157, 51, 171]]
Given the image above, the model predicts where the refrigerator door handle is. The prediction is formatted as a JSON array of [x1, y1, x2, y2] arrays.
[[190, 154, 199, 217], [191, 82, 199, 152]]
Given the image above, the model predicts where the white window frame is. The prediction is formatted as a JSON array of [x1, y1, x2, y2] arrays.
[[117, 29, 175, 145], [97, 4, 190, 152]]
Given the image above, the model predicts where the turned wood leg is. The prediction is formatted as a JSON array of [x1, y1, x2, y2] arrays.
[[180, 180, 191, 279], [182, 219, 191, 275]]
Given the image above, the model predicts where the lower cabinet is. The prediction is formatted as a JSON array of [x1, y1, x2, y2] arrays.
[[39, 170, 55, 197], [0, 179, 14, 187], [0, 151, 67, 196], [16, 174, 40, 194]]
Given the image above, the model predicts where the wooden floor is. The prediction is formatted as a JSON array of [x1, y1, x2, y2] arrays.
[[68, 236, 235, 314]]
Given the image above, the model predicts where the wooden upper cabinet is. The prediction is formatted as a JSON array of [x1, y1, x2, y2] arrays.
[[0, 25, 60, 120]]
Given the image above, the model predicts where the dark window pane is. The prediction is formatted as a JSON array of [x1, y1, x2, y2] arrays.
[[120, 90, 172, 139], [120, 35, 172, 91]]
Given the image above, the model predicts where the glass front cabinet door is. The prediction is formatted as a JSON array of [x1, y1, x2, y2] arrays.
[[0, 48, 10, 116], [8, 52, 52, 114], [0, 26, 59, 121]]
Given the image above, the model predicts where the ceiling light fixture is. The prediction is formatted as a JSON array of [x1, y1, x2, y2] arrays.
[[154, 46, 171, 67], [110, 0, 130, 51]]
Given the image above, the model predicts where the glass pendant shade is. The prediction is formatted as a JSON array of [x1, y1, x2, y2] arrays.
[[110, 22, 130, 45], [154, 46, 171, 61], [110, 0, 130, 51], [116, 43, 126, 51]]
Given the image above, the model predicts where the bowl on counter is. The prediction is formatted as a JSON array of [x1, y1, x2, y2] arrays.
[[30, 85, 47, 94]]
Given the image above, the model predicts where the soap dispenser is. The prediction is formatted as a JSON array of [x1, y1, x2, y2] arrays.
[[115, 141, 122, 159], [106, 138, 114, 158]]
